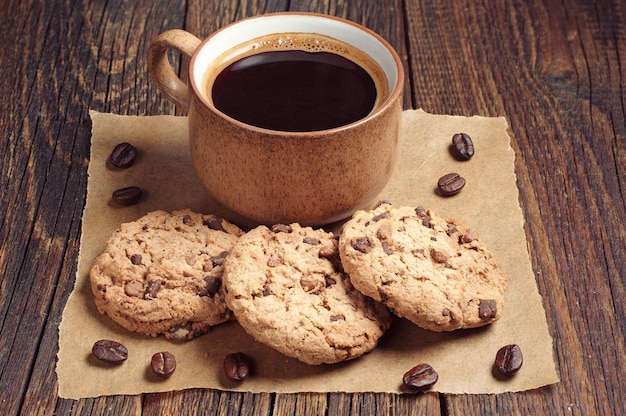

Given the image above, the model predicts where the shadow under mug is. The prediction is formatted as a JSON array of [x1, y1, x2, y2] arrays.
[[148, 12, 404, 226]]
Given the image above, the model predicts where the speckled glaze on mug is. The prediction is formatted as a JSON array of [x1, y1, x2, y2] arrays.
[[148, 12, 403, 226]]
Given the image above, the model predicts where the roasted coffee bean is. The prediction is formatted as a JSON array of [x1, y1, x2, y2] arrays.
[[495, 344, 523, 376], [109, 142, 138, 168], [92, 339, 128, 364], [112, 186, 142, 206], [437, 173, 466, 196], [451, 133, 474, 160], [403, 363, 438, 391], [224, 352, 250, 381], [151, 351, 176, 378]]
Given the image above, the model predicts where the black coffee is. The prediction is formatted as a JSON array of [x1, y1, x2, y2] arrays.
[[211, 50, 378, 132]]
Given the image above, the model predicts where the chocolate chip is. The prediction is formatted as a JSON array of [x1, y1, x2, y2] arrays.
[[430, 248, 449, 263], [478, 299, 498, 320], [461, 230, 479, 243], [318, 246, 336, 259], [130, 254, 142, 265], [167, 322, 193, 340], [370, 212, 389, 223], [415, 206, 432, 227], [198, 277, 222, 297], [203, 261, 214, 272], [182, 214, 193, 225], [303, 236, 320, 245], [112, 186, 142, 206], [351, 237, 374, 253], [330, 314, 345, 322], [271, 224, 292, 233], [266, 256, 283, 267], [204, 217, 226, 232], [376, 222, 393, 241], [381, 241, 393, 255], [92, 339, 128, 364], [151, 351, 176, 378], [109, 142, 138, 168], [211, 251, 229, 267], [262, 284, 271, 296], [403, 363, 438, 391], [300, 275, 320, 293], [144, 280, 162, 300], [124, 281, 143, 297], [324, 275, 337, 287]]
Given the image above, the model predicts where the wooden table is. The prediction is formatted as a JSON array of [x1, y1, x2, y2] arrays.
[[1, 0, 624, 414]]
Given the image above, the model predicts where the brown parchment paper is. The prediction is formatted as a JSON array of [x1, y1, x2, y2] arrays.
[[56, 110, 559, 399]]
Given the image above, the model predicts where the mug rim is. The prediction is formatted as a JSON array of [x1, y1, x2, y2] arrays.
[[188, 12, 404, 136]]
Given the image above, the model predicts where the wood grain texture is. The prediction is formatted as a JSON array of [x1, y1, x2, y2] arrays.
[[0, 0, 624, 414]]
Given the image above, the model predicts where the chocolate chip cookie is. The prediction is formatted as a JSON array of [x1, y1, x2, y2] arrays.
[[339, 202, 506, 331], [90, 209, 244, 340], [223, 223, 392, 365]]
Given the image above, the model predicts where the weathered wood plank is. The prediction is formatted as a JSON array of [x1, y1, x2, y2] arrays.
[[1, 0, 624, 414], [403, 0, 626, 414]]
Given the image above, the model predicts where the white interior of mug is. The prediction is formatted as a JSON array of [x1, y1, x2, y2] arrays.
[[191, 13, 401, 104]]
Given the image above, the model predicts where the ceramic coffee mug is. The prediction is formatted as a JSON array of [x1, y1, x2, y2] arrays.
[[148, 12, 403, 226]]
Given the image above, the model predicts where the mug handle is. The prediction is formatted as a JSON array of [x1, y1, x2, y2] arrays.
[[148, 29, 202, 111]]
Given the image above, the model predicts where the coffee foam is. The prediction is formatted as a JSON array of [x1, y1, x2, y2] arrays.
[[202, 33, 389, 110]]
